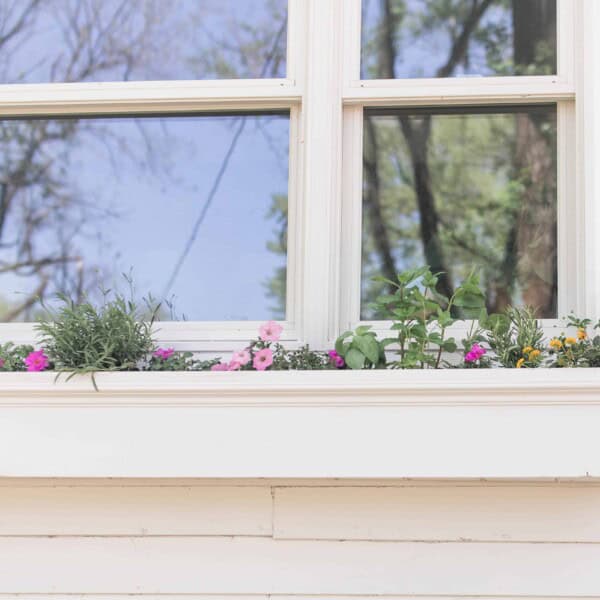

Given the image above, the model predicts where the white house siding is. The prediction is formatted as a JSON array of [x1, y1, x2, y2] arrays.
[[0, 479, 599, 597]]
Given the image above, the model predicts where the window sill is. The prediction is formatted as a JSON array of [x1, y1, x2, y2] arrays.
[[1, 369, 599, 480]]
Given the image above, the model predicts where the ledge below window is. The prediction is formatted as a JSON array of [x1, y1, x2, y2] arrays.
[[0, 369, 599, 480]]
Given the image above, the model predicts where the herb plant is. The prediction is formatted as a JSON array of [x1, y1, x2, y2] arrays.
[[334, 325, 386, 370], [0, 343, 35, 371]]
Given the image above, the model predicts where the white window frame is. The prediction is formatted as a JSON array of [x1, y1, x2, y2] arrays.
[[0, 0, 597, 353]]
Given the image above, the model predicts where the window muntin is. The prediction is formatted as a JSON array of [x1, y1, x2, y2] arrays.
[[361, 0, 557, 79], [0, 0, 288, 84], [361, 105, 558, 319], [0, 112, 289, 322]]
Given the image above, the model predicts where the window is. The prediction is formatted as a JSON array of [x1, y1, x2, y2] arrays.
[[0, 0, 597, 351]]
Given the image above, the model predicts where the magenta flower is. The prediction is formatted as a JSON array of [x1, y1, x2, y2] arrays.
[[0, 358, 4, 369], [258, 320, 283, 342], [232, 349, 250, 366], [153, 347, 174, 361], [465, 343, 486, 363], [328, 350, 345, 369], [24, 350, 49, 372], [253, 347, 273, 371], [211, 362, 230, 372]]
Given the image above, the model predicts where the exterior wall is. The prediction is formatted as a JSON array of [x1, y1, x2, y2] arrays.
[[1, 479, 599, 597]]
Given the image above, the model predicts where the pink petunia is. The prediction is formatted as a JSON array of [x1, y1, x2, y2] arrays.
[[253, 347, 273, 371], [231, 349, 251, 366], [24, 350, 49, 372], [211, 362, 230, 371], [258, 320, 283, 342], [153, 347, 175, 360], [328, 350, 345, 369], [464, 343, 486, 363], [227, 361, 242, 371]]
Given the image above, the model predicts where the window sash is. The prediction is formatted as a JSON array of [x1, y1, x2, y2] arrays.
[[0, 0, 595, 353]]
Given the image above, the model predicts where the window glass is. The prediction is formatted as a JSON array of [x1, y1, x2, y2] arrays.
[[0, 0, 287, 83], [0, 113, 289, 321], [361, 105, 557, 318], [361, 0, 556, 79]]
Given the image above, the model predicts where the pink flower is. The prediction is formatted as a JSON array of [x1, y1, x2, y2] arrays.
[[232, 349, 250, 366], [253, 347, 273, 371], [465, 343, 486, 363], [211, 362, 230, 372], [24, 350, 49, 372], [153, 347, 174, 360], [0, 358, 4, 369], [328, 350, 345, 369], [258, 320, 283, 342], [227, 361, 242, 371]]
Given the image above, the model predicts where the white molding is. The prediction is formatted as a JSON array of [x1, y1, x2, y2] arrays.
[[0, 79, 301, 115], [344, 77, 575, 106], [1, 370, 600, 479]]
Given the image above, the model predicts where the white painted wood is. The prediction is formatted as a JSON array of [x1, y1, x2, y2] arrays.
[[274, 485, 600, 542], [0, 370, 600, 478], [299, 0, 344, 347], [0, 537, 598, 595], [0, 486, 271, 536]]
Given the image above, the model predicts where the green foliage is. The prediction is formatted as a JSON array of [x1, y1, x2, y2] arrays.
[[147, 352, 220, 372], [271, 344, 333, 371], [370, 266, 486, 369], [547, 316, 600, 368], [334, 325, 386, 370], [481, 306, 545, 368], [0, 342, 35, 371], [36, 290, 158, 375]]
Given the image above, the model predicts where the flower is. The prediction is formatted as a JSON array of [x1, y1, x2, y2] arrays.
[[516, 358, 525, 368], [24, 350, 49, 372], [258, 320, 283, 342], [565, 336, 577, 346], [522, 346, 533, 355], [464, 343, 486, 363], [529, 349, 541, 360], [211, 362, 230, 372], [577, 328, 587, 341], [0, 358, 4, 369], [253, 347, 273, 371], [227, 361, 241, 371], [153, 347, 174, 360], [328, 350, 345, 369], [549, 338, 563, 350], [232, 349, 250, 366]]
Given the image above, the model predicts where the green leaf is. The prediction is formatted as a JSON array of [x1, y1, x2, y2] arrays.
[[442, 339, 458, 353], [354, 325, 372, 336], [345, 348, 366, 370], [353, 334, 380, 364], [334, 331, 353, 356]]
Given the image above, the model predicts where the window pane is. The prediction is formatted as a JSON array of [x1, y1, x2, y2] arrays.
[[362, 105, 557, 318], [361, 0, 556, 79], [0, 113, 289, 321], [0, 0, 287, 83]]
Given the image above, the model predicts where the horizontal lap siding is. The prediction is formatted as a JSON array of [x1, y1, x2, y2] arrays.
[[0, 483, 598, 597]]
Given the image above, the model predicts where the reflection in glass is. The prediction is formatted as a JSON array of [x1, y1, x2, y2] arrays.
[[362, 106, 557, 318], [361, 0, 556, 79], [0, 0, 287, 83], [0, 113, 289, 321]]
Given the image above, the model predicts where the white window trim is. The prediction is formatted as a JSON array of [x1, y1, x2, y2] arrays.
[[0, 0, 596, 353]]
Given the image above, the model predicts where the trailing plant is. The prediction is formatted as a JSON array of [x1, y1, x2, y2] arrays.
[[547, 315, 600, 368], [369, 266, 486, 369], [0, 343, 37, 371], [146, 348, 220, 371], [272, 344, 334, 370], [334, 325, 386, 370], [36, 288, 158, 376], [481, 306, 545, 368]]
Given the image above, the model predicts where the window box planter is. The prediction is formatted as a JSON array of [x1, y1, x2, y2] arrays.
[[0, 369, 599, 480]]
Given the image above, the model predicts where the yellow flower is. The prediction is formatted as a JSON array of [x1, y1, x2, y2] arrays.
[[577, 328, 587, 341], [565, 337, 577, 346], [529, 349, 541, 360], [549, 338, 562, 350], [516, 358, 525, 368], [522, 346, 533, 355]]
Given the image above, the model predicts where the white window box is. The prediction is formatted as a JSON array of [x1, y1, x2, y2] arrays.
[[0, 369, 599, 480]]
